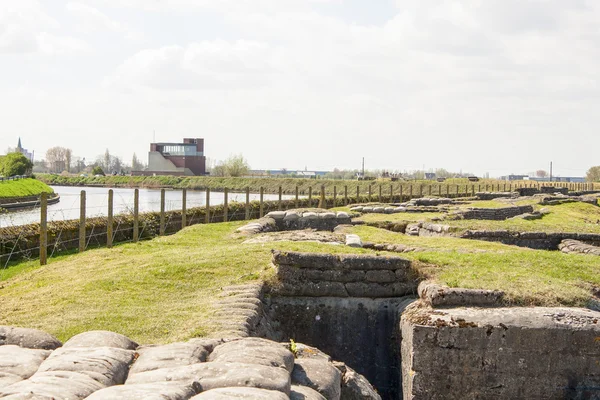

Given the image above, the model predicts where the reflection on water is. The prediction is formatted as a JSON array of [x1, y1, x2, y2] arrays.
[[0, 186, 294, 228]]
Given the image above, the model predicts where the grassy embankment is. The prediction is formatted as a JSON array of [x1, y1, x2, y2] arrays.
[[38, 174, 527, 195], [340, 199, 600, 234], [0, 178, 54, 200], [1, 210, 600, 344]]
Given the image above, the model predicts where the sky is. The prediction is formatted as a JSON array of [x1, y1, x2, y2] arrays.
[[1, 0, 599, 177]]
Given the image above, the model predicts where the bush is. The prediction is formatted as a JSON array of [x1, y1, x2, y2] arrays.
[[91, 166, 105, 176], [0, 153, 33, 177]]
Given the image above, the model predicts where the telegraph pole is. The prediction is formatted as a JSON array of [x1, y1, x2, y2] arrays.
[[550, 161, 553, 182]]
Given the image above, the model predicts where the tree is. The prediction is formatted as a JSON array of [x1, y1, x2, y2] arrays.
[[223, 154, 250, 177], [65, 149, 72, 173], [104, 149, 111, 171], [111, 156, 123, 174], [45, 147, 71, 173], [586, 166, 600, 182], [91, 166, 105, 176], [0, 152, 33, 176], [132, 153, 144, 171], [536, 170, 548, 178]]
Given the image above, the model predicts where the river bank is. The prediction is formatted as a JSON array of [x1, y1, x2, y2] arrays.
[[37, 174, 550, 195]]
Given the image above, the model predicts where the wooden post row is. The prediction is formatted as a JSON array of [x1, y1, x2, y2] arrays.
[[133, 189, 139, 242], [39, 193, 48, 266], [259, 187, 264, 218], [160, 189, 166, 235], [278, 186, 282, 211], [181, 189, 187, 229], [107, 189, 114, 248], [246, 187, 251, 220], [79, 190, 86, 252], [205, 188, 210, 224], [223, 188, 228, 222]]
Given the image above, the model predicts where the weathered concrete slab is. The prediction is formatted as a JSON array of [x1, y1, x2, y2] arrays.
[[190, 387, 289, 399], [85, 382, 199, 400], [0, 326, 62, 350], [0, 345, 51, 386], [62, 330, 138, 350], [401, 305, 600, 400], [0, 326, 378, 400], [125, 361, 292, 394], [130, 342, 212, 375], [209, 338, 295, 372], [291, 358, 341, 400], [37, 346, 135, 386]]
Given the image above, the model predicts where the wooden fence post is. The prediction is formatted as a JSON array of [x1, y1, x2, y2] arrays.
[[333, 186, 337, 207], [409, 185, 413, 198], [79, 190, 86, 252], [181, 189, 187, 229], [245, 187, 251, 220], [295, 186, 299, 208], [356, 186, 360, 202], [259, 187, 264, 218], [223, 188, 228, 222], [278, 186, 282, 210], [378, 185, 382, 201], [368, 185, 372, 202], [320, 185, 326, 209], [133, 189, 139, 242], [399, 185, 403, 202], [308, 187, 313, 206], [446, 185, 449, 197], [160, 189, 166, 235], [390, 184, 393, 202], [344, 185, 348, 205], [428, 185, 432, 196], [40, 193, 47, 266], [107, 189, 114, 248], [205, 188, 210, 224]]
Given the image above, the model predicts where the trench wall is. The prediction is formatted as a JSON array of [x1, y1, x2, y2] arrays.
[[401, 306, 600, 400], [461, 230, 600, 250], [266, 251, 419, 399], [457, 205, 533, 220]]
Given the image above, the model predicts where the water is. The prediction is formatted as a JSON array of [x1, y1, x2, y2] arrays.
[[0, 186, 295, 227]]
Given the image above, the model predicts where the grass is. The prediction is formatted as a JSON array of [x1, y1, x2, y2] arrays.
[[445, 202, 600, 233], [336, 200, 600, 234], [0, 179, 54, 199], [2, 200, 600, 344], [37, 174, 538, 195], [0, 221, 369, 344], [350, 225, 600, 306]]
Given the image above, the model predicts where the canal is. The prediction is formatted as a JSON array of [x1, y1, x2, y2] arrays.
[[0, 186, 294, 227]]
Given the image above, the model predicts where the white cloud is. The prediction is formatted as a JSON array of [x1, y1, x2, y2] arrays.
[[106, 40, 279, 90], [0, 0, 88, 55], [66, 2, 141, 40]]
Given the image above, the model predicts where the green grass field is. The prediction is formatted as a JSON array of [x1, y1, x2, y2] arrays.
[[0, 222, 370, 344], [0, 178, 54, 199], [1, 211, 599, 344], [37, 174, 548, 195], [335, 199, 600, 234]]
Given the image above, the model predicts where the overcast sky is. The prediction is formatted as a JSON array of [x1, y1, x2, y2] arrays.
[[1, 0, 599, 177]]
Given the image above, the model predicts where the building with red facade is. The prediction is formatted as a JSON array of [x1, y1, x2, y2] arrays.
[[136, 138, 206, 176]]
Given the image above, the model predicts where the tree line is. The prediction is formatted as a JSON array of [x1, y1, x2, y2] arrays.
[[39, 147, 146, 175]]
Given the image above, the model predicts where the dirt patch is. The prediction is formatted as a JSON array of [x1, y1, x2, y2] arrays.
[[243, 229, 345, 244]]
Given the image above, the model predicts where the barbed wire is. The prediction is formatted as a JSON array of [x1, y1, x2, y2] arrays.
[[2, 181, 587, 270]]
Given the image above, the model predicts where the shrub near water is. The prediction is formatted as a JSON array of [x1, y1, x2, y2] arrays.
[[0, 178, 54, 199]]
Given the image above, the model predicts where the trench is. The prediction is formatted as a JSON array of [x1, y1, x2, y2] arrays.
[[262, 296, 415, 400]]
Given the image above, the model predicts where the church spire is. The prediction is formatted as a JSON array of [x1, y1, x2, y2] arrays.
[[17, 137, 22, 150]]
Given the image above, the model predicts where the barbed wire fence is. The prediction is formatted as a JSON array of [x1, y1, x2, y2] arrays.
[[0, 180, 592, 274]]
